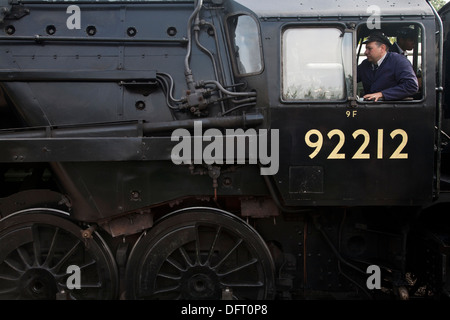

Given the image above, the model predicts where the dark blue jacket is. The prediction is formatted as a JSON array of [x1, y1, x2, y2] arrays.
[[357, 52, 418, 100]]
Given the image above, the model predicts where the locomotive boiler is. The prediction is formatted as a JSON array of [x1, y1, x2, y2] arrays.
[[0, 0, 448, 300]]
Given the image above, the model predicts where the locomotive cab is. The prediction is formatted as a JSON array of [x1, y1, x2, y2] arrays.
[[258, 1, 436, 207]]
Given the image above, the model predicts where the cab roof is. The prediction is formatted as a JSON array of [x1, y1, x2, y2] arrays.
[[234, 0, 434, 18]]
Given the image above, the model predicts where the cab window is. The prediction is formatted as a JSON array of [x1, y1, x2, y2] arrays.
[[227, 15, 263, 75], [282, 27, 352, 101], [356, 24, 423, 101]]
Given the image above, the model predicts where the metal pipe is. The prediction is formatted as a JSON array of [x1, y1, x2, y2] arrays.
[[203, 80, 256, 97], [427, 0, 444, 199], [202, 21, 227, 87], [142, 113, 263, 133], [184, 0, 204, 77], [194, 23, 226, 113], [0, 113, 264, 139]]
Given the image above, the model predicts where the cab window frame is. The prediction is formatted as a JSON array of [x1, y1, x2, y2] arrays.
[[280, 24, 353, 104], [225, 13, 264, 77], [356, 22, 425, 104]]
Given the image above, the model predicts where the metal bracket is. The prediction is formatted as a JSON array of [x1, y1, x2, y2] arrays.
[[1, 1, 29, 23], [0, 0, 11, 23], [348, 96, 358, 108]]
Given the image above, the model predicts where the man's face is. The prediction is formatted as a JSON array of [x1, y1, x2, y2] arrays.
[[364, 42, 386, 63], [398, 37, 415, 51]]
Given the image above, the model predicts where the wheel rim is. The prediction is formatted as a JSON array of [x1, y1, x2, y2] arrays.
[[126, 208, 275, 300], [0, 211, 119, 300]]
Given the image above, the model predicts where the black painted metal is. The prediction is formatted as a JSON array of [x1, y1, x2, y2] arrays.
[[0, 0, 447, 300]]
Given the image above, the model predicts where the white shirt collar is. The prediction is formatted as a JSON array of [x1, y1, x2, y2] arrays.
[[376, 52, 387, 66]]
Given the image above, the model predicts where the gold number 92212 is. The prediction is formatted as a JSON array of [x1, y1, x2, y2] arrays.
[[305, 129, 408, 160]]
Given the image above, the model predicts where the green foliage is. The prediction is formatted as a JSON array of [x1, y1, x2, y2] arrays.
[[430, 0, 447, 11]]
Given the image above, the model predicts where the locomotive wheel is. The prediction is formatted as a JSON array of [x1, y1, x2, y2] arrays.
[[0, 209, 119, 300], [125, 207, 275, 300]]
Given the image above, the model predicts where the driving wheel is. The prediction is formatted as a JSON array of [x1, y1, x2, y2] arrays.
[[0, 209, 119, 300], [125, 207, 275, 300]]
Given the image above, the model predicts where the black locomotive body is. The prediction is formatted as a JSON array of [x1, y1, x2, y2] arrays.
[[0, 0, 449, 300]]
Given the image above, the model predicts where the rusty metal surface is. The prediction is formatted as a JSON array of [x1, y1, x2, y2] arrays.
[[101, 210, 153, 237], [241, 198, 279, 218]]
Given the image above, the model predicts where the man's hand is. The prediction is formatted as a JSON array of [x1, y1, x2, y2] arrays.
[[363, 92, 384, 101]]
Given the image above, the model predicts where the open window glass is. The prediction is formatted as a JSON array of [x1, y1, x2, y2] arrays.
[[227, 14, 263, 76], [282, 27, 352, 101]]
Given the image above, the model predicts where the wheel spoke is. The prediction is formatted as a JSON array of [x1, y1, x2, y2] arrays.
[[166, 257, 187, 272], [4, 257, 24, 274], [205, 226, 222, 267], [153, 284, 181, 295], [78, 259, 96, 271], [80, 282, 103, 289], [0, 272, 20, 281], [212, 238, 243, 270], [16, 247, 32, 269], [32, 226, 42, 267], [53, 259, 96, 280], [178, 246, 194, 267], [50, 240, 81, 273], [217, 257, 258, 277], [0, 286, 21, 296], [195, 224, 201, 265], [157, 272, 182, 281], [42, 227, 60, 268]]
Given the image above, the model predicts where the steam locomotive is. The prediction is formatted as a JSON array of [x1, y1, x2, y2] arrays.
[[0, 0, 449, 300]]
